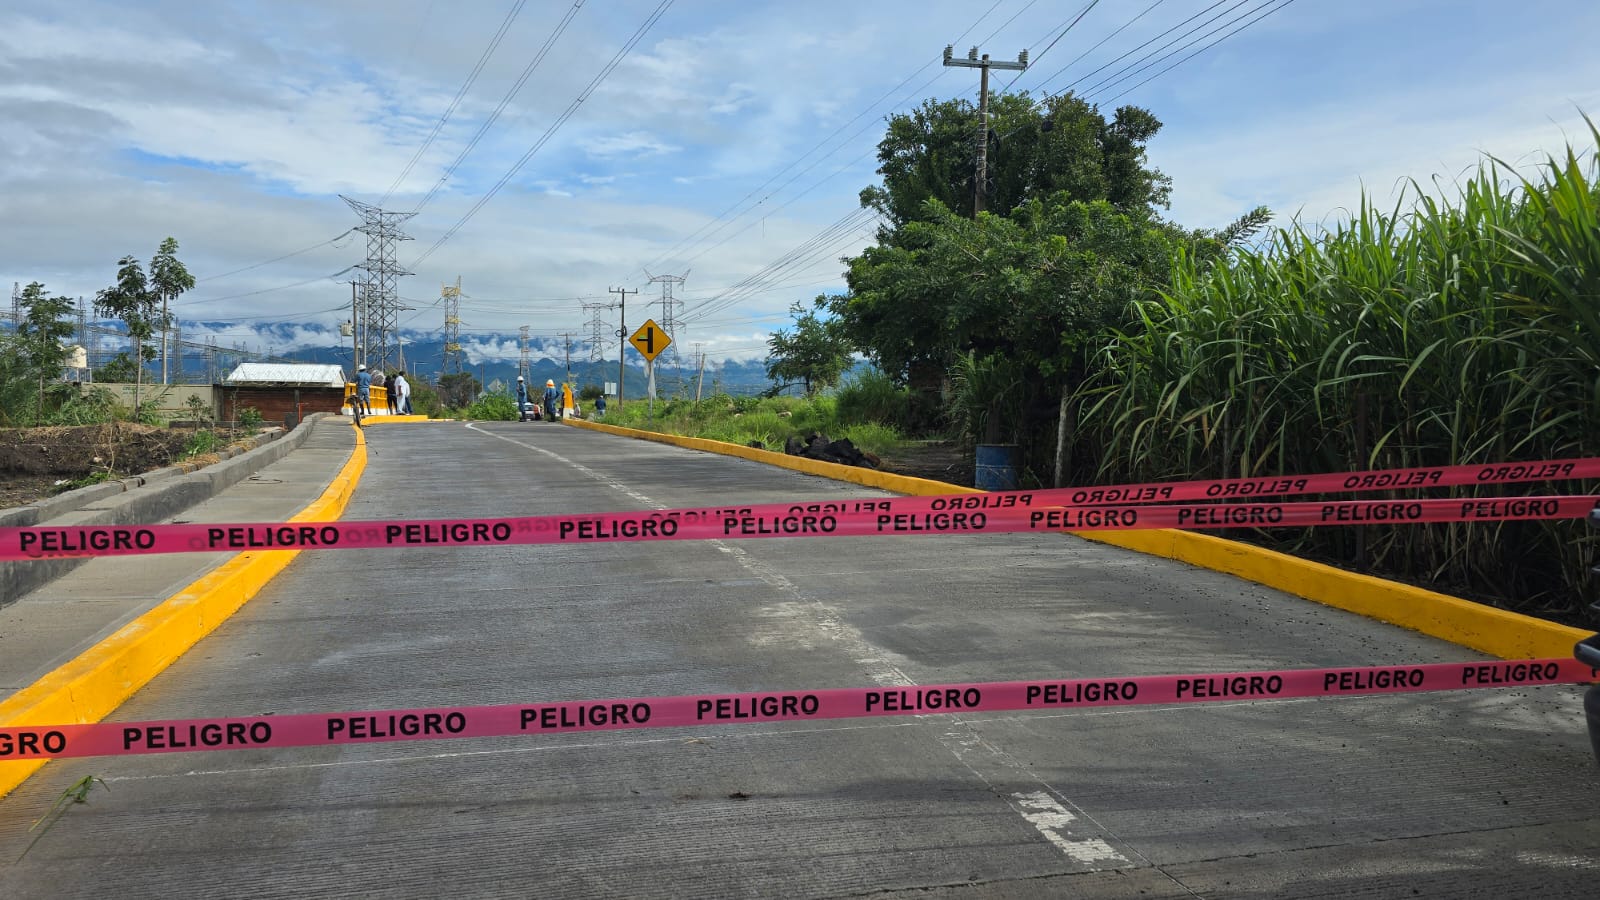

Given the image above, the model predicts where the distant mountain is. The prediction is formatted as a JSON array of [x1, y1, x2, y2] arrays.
[[292, 336, 776, 399], [45, 318, 786, 397]]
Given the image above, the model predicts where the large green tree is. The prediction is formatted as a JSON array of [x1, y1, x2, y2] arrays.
[[0, 282, 77, 425], [16, 282, 76, 378], [95, 255, 161, 410], [766, 300, 854, 396], [149, 237, 195, 384], [860, 92, 1172, 232]]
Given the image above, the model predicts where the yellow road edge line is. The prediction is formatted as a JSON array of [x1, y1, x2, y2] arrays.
[[567, 417, 1588, 660], [0, 424, 369, 800]]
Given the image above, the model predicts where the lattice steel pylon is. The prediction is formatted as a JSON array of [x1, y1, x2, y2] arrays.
[[582, 302, 611, 364], [646, 270, 687, 382], [441, 277, 463, 376], [341, 195, 416, 372], [518, 325, 531, 383]]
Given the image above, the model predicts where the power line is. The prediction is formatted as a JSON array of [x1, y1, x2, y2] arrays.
[[630, 1, 1010, 281], [176, 267, 358, 306], [413, 0, 673, 266], [1001, 0, 1100, 91], [412, 1, 586, 213], [1041, 0, 1231, 97], [1078, 0, 1261, 101], [1024, 0, 1166, 96], [380, 0, 529, 206], [195, 230, 356, 283], [1096, 0, 1294, 104]]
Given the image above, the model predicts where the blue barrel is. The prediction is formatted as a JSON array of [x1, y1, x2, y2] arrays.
[[974, 444, 1019, 491]]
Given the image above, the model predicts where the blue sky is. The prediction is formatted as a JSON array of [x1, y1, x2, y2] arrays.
[[2, 0, 1597, 365]]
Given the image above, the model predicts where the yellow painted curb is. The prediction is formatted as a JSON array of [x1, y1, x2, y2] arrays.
[[565, 417, 965, 495], [0, 424, 368, 800], [361, 415, 432, 424], [567, 418, 1589, 661]]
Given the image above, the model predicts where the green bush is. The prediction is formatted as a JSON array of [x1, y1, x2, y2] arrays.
[[46, 387, 119, 426], [183, 429, 220, 456], [237, 406, 264, 429], [464, 392, 519, 421], [836, 368, 910, 429], [838, 422, 901, 455]]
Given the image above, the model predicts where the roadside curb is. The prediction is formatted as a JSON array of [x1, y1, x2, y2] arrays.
[[0, 416, 328, 607], [565, 417, 1589, 660], [0, 423, 367, 800]]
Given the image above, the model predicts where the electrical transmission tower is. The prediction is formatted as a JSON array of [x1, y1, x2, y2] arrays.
[[582, 301, 612, 387], [519, 325, 531, 383], [441, 277, 464, 376], [341, 195, 416, 372], [9, 282, 19, 325], [646, 270, 687, 389]]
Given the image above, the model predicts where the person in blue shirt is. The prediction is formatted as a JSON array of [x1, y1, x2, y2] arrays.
[[543, 379, 559, 421], [595, 392, 607, 418], [355, 364, 372, 416], [515, 375, 531, 420]]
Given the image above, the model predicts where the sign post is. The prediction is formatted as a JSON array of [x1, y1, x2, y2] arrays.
[[628, 319, 672, 422]]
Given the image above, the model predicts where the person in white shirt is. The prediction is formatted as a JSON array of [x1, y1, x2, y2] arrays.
[[394, 373, 412, 415]]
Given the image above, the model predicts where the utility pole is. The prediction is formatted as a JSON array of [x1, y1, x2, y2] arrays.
[[559, 332, 577, 389], [609, 286, 636, 409], [693, 342, 706, 403], [942, 45, 1027, 217]]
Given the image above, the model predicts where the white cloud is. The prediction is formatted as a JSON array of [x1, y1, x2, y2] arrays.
[[582, 130, 680, 158]]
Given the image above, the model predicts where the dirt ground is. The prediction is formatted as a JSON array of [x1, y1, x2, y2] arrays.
[[0, 424, 241, 509]]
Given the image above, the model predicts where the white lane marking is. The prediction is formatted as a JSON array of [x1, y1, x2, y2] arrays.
[[1011, 790, 1125, 865], [466, 422, 1131, 868]]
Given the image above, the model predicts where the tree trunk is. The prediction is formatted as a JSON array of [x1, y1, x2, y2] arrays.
[[1054, 391, 1073, 488], [133, 335, 143, 416]]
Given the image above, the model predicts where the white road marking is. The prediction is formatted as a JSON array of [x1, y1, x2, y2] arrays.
[[465, 422, 1131, 868]]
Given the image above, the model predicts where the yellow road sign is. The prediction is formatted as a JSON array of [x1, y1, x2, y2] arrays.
[[629, 318, 672, 362]]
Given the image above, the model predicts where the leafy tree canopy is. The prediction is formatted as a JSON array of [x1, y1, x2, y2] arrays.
[[829, 195, 1177, 385], [766, 300, 855, 396], [860, 92, 1172, 234]]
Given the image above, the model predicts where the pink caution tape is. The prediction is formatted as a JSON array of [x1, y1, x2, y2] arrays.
[[2, 658, 1593, 761], [2, 493, 1596, 562]]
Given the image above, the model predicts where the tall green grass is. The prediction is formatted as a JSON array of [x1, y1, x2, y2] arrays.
[[1076, 127, 1600, 621], [605, 391, 905, 455]]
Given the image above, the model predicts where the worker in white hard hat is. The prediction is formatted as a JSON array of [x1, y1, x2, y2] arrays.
[[543, 378, 559, 421], [354, 364, 372, 416], [515, 375, 531, 420]]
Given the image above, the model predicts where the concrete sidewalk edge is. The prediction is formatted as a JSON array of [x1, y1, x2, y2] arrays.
[[566, 417, 1589, 661], [0, 415, 331, 606], [0, 424, 368, 800]]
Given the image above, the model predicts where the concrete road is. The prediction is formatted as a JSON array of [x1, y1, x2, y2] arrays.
[[2, 421, 1597, 898]]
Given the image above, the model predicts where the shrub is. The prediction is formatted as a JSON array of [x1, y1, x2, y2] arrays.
[[836, 368, 910, 429], [237, 406, 264, 430], [464, 392, 519, 421]]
